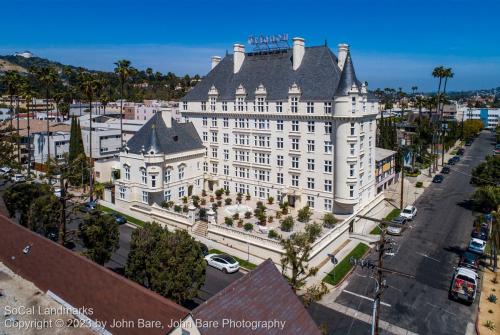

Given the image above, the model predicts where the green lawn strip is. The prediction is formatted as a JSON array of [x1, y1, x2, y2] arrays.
[[209, 249, 257, 270], [385, 208, 401, 221], [98, 204, 145, 227], [370, 225, 382, 235], [323, 243, 369, 286]]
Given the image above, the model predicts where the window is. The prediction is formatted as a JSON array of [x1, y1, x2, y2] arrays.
[[291, 138, 299, 150], [307, 121, 315, 132], [210, 97, 216, 111], [277, 137, 284, 149], [142, 191, 148, 203], [211, 132, 218, 142], [324, 180, 332, 192], [203, 162, 208, 172], [324, 198, 332, 211], [324, 102, 332, 114], [211, 117, 217, 127], [350, 164, 355, 177], [350, 185, 354, 198], [202, 132, 208, 142], [151, 175, 156, 188], [277, 119, 284, 131], [223, 165, 229, 175], [291, 156, 299, 169], [277, 172, 284, 184], [179, 186, 185, 198], [307, 177, 315, 189], [237, 97, 245, 111], [222, 102, 228, 112], [212, 147, 218, 158], [141, 168, 147, 184], [350, 143, 355, 155], [324, 160, 333, 173], [307, 196, 315, 208], [202, 117, 208, 126], [276, 102, 283, 113], [183, 101, 187, 111], [178, 166, 185, 180], [324, 122, 332, 134], [291, 120, 299, 132], [119, 187, 126, 199], [307, 158, 315, 171], [223, 149, 229, 160], [277, 155, 284, 167], [256, 97, 265, 112], [223, 180, 229, 191], [307, 140, 315, 152], [291, 175, 299, 187], [201, 102, 206, 111], [291, 97, 299, 113], [165, 168, 171, 183], [164, 189, 171, 201], [124, 165, 130, 180], [324, 141, 332, 153], [350, 122, 355, 135], [307, 102, 314, 114], [223, 133, 229, 144], [212, 163, 218, 174]]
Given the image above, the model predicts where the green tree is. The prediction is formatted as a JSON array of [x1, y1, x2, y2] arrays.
[[79, 211, 119, 265], [297, 206, 312, 223], [0, 123, 18, 169], [3, 183, 51, 226], [471, 156, 500, 186], [125, 223, 206, 303], [68, 117, 88, 186], [27, 194, 62, 236], [472, 186, 500, 212], [114, 60, 134, 147]]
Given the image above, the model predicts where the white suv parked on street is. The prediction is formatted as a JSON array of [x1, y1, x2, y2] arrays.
[[205, 254, 240, 273], [400, 205, 417, 220]]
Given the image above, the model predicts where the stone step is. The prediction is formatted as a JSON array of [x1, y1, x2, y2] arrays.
[[193, 221, 208, 237]]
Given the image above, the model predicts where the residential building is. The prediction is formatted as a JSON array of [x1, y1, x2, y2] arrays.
[[122, 100, 182, 122], [115, 111, 205, 207], [0, 107, 11, 121], [456, 106, 500, 129], [181, 38, 378, 214], [375, 147, 397, 194]]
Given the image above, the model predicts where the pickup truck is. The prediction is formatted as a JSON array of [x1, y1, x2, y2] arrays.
[[449, 267, 478, 304]]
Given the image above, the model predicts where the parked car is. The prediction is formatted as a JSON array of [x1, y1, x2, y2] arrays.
[[468, 238, 486, 255], [11, 174, 26, 183], [205, 254, 240, 273], [441, 166, 451, 174], [432, 175, 444, 183], [45, 227, 59, 242], [449, 267, 478, 304], [465, 140, 472, 146], [53, 187, 62, 198], [459, 251, 480, 271], [0, 167, 12, 176], [110, 213, 127, 225], [471, 226, 489, 241], [80, 201, 97, 213], [198, 242, 209, 256], [400, 205, 417, 220], [387, 216, 408, 235], [457, 148, 465, 155], [447, 158, 455, 165], [452, 156, 460, 163]]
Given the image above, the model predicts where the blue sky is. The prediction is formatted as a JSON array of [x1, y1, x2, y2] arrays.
[[1, 0, 499, 91]]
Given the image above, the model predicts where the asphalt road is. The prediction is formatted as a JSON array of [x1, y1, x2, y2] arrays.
[[315, 131, 495, 335]]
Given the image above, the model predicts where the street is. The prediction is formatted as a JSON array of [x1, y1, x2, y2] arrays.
[[310, 131, 495, 335]]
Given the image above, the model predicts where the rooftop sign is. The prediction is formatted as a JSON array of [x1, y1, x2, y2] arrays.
[[247, 34, 289, 52]]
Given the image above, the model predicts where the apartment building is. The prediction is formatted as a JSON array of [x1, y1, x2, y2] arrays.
[[457, 106, 500, 129], [181, 38, 379, 214]]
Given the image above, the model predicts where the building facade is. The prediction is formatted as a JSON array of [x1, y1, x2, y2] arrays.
[[456, 106, 500, 129], [375, 147, 397, 194], [181, 38, 378, 214]]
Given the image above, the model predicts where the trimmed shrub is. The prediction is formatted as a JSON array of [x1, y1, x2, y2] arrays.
[[244, 211, 252, 219], [244, 223, 253, 231], [268, 229, 279, 239], [267, 196, 274, 205], [280, 216, 294, 232], [323, 213, 338, 228], [297, 206, 312, 223], [232, 213, 239, 220], [174, 205, 182, 213], [224, 217, 233, 226], [225, 198, 232, 205], [415, 181, 423, 188]]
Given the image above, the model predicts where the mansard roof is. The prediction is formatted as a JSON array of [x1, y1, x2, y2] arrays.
[[182, 46, 345, 102], [334, 52, 362, 97], [126, 113, 204, 155]]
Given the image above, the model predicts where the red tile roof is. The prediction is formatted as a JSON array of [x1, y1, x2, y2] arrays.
[[0, 213, 189, 335], [192, 259, 321, 335]]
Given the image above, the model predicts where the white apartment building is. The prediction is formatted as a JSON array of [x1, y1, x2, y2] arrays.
[[181, 38, 379, 214], [456, 106, 500, 129], [32, 131, 70, 163], [115, 111, 205, 207]]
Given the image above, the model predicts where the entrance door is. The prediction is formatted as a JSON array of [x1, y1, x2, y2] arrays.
[[288, 195, 296, 208], [208, 181, 214, 191]]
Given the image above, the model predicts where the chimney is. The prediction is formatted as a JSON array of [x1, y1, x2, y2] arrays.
[[292, 37, 305, 70], [233, 44, 245, 74], [161, 109, 172, 128], [211, 56, 221, 70], [337, 43, 349, 70]]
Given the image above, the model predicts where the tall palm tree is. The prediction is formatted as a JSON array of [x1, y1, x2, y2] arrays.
[[79, 73, 103, 201], [439, 67, 454, 165], [2, 71, 20, 130], [432, 66, 446, 171], [114, 60, 133, 148], [19, 79, 36, 177], [34, 66, 58, 164], [411, 86, 418, 96], [53, 91, 64, 122]]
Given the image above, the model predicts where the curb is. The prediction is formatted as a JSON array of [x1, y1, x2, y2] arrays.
[[332, 243, 372, 289]]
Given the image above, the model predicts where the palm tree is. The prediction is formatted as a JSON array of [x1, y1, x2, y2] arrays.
[[2, 71, 20, 130], [19, 79, 37, 177], [114, 60, 133, 148], [53, 91, 64, 122], [432, 66, 446, 171], [439, 68, 454, 165], [79, 73, 103, 202], [491, 209, 500, 272], [34, 66, 59, 164], [411, 86, 418, 96]]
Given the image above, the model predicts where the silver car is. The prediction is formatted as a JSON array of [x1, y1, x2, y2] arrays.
[[387, 216, 408, 236]]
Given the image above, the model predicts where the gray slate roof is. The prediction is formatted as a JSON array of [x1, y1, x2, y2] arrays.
[[182, 46, 350, 102], [335, 52, 362, 96], [126, 113, 204, 155], [192, 259, 321, 335]]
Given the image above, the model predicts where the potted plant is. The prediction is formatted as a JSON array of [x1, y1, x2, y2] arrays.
[[244, 211, 252, 219], [225, 189, 230, 196], [244, 223, 254, 231], [280, 216, 294, 232], [225, 198, 232, 205], [174, 205, 182, 213], [224, 217, 233, 226], [237, 219, 244, 228], [202, 189, 207, 197], [245, 193, 251, 201], [323, 213, 337, 229], [201, 198, 207, 206], [267, 196, 274, 205], [297, 206, 312, 223], [232, 213, 239, 220], [268, 216, 274, 223], [268, 229, 279, 239]]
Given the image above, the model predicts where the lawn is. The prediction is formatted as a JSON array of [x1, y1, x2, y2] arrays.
[[209, 249, 257, 270], [323, 243, 369, 286], [370, 225, 382, 235], [98, 204, 145, 227], [385, 208, 401, 221]]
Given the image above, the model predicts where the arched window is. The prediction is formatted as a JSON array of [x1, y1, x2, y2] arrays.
[[178, 165, 185, 180]]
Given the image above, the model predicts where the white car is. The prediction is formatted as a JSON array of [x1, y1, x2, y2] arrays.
[[11, 174, 26, 183], [205, 254, 240, 273], [468, 238, 486, 255], [400, 205, 417, 220], [0, 167, 11, 176]]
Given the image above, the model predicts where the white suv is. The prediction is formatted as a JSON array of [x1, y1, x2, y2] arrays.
[[205, 254, 240, 273], [400, 205, 417, 220]]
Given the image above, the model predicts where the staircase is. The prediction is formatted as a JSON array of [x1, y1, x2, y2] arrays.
[[192, 221, 208, 237]]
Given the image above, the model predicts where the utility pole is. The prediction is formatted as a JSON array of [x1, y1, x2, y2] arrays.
[[353, 215, 415, 335]]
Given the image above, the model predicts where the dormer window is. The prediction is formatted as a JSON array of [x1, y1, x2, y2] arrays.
[[256, 97, 265, 112], [237, 97, 245, 112], [210, 97, 216, 111], [290, 97, 299, 113], [201, 101, 206, 111]]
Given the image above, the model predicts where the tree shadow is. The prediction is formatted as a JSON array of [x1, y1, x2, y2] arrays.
[[456, 199, 474, 211], [110, 267, 125, 276], [443, 245, 465, 257]]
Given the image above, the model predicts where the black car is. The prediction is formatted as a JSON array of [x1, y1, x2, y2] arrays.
[[457, 148, 465, 155], [110, 213, 127, 225], [459, 251, 480, 271], [452, 156, 460, 163], [471, 227, 489, 241], [432, 174, 444, 183], [80, 201, 97, 213], [465, 140, 472, 146], [441, 166, 451, 174], [447, 158, 455, 165]]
